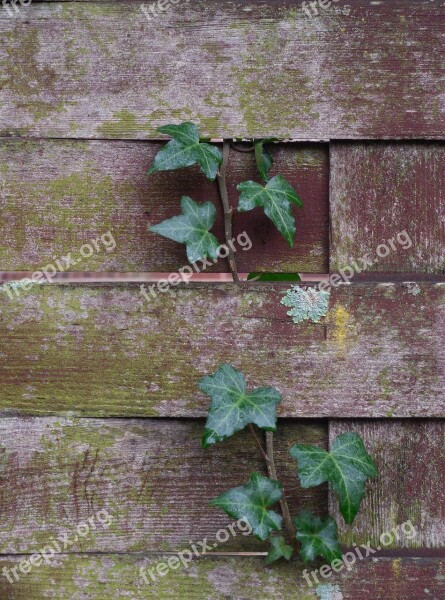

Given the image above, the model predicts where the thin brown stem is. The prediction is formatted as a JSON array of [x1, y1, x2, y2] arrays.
[[265, 432, 297, 543], [248, 425, 297, 546], [217, 140, 240, 284], [248, 424, 268, 461]]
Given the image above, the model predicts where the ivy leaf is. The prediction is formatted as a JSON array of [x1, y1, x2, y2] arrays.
[[294, 511, 342, 563], [147, 122, 223, 180], [237, 175, 303, 247], [254, 139, 275, 182], [210, 472, 283, 540], [149, 196, 220, 264], [290, 432, 378, 524], [199, 364, 282, 448], [266, 536, 294, 564]]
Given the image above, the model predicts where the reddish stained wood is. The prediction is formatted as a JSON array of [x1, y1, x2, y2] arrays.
[[330, 143, 445, 274], [329, 421, 445, 550], [0, 282, 444, 417], [0, 555, 443, 598], [1, 1, 445, 139], [0, 417, 327, 553], [0, 140, 328, 273]]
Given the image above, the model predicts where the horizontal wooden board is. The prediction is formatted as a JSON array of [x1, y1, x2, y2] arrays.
[[329, 421, 445, 549], [330, 143, 445, 274], [0, 417, 327, 553], [1, 1, 445, 139], [0, 555, 444, 599], [0, 140, 328, 273], [1, 282, 444, 417]]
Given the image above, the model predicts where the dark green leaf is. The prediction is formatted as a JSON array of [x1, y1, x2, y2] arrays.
[[266, 536, 294, 564], [149, 196, 220, 264], [294, 511, 342, 563], [254, 139, 274, 182], [199, 364, 282, 448], [290, 432, 378, 524], [247, 273, 301, 282], [148, 122, 222, 180], [211, 472, 283, 540], [237, 175, 303, 247]]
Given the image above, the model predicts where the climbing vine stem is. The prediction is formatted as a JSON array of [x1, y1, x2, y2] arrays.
[[249, 424, 297, 545], [265, 431, 297, 544], [217, 140, 240, 284]]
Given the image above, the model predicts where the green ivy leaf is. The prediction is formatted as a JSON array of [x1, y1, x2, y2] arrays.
[[148, 122, 223, 180], [149, 196, 220, 264], [199, 364, 282, 448], [254, 139, 275, 182], [290, 432, 378, 524], [237, 175, 303, 247], [210, 472, 283, 540], [266, 536, 294, 564], [294, 511, 342, 563]]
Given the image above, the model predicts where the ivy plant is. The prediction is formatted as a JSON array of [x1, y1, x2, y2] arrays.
[[147, 122, 303, 278], [199, 364, 378, 564], [146, 121, 379, 566]]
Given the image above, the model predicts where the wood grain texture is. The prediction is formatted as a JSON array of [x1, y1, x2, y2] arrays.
[[0, 417, 327, 553], [1, 1, 445, 139], [330, 143, 445, 274], [0, 555, 444, 599], [0, 140, 328, 273], [329, 421, 445, 549], [1, 282, 444, 417]]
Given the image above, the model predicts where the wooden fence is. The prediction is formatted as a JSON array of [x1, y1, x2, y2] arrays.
[[0, 1, 444, 598]]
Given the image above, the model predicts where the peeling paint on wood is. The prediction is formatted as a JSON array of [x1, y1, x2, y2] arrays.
[[1, 1, 445, 139], [0, 283, 444, 417]]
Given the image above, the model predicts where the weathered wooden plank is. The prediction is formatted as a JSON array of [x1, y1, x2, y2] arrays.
[[1, 282, 444, 417], [0, 554, 444, 599], [330, 143, 445, 274], [1, 1, 445, 139], [329, 421, 445, 549], [0, 417, 327, 553], [0, 140, 328, 273]]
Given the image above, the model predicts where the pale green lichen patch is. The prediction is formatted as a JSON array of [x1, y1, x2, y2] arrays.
[[316, 583, 343, 600], [281, 286, 330, 323], [406, 283, 421, 296]]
